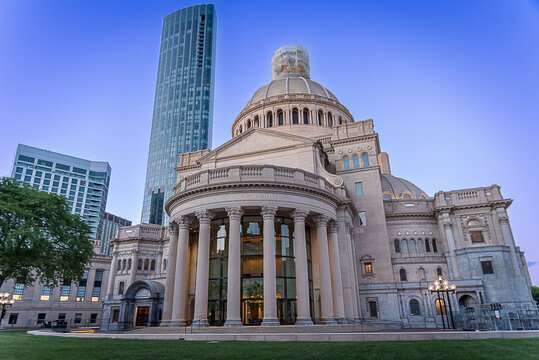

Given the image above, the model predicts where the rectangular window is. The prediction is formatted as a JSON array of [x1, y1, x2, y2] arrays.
[[37, 159, 53, 167], [358, 211, 367, 226], [481, 260, 494, 274], [118, 281, 125, 295], [368, 300, 378, 318], [90, 313, 97, 324], [36, 313, 47, 324], [54, 175, 60, 180], [13, 284, 24, 300], [355, 182, 364, 196], [25, 169, 33, 175], [40, 285, 52, 301], [15, 167, 23, 173], [111, 308, 120, 323], [56, 163, 70, 171], [471, 231, 484, 243], [74, 313, 82, 324], [364, 262, 373, 274], [60, 284, 70, 301], [77, 270, 88, 301], [58, 313, 66, 320], [91, 270, 103, 302], [72, 167, 87, 175], [18, 155, 35, 163], [45, 173, 51, 179], [8, 313, 18, 325]]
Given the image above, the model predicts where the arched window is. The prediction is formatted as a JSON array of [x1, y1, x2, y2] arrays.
[[150, 259, 156, 271], [303, 109, 309, 124], [163, 259, 167, 272], [394, 239, 401, 253], [403, 193, 412, 200], [436, 267, 443, 277], [268, 113, 273, 127], [328, 113, 333, 127], [417, 239, 424, 253], [127, 259, 132, 270], [436, 299, 447, 315], [247, 119, 251, 128], [278, 111, 284, 126], [292, 109, 299, 124], [399, 269, 407, 281], [410, 299, 421, 316], [409, 239, 417, 253], [418, 268, 426, 281], [339, 117, 343, 125], [468, 220, 481, 227], [401, 239, 409, 254], [383, 193, 391, 200], [425, 239, 431, 252], [144, 259, 149, 271], [342, 156, 350, 170], [137, 259, 143, 270], [121, 259, 126, 270], [254, 115, 259, 127], [432, 239, 438, 253], [352, 155, 360, 169], [317, 111, 323, 125], [239, 125, 243, 133], [117, 260, 121, 272], [361, 153, 370, 167]]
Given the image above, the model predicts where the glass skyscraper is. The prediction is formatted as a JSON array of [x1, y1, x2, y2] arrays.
[[10, 144, 111, 239], [141, 4, 217, 225], [98, 212, 132, 255]]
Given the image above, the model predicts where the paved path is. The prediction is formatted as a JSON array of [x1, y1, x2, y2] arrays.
[[28, 329, 539, 342]]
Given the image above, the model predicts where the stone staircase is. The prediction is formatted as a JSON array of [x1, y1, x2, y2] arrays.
[[129, 323, 379, 334]]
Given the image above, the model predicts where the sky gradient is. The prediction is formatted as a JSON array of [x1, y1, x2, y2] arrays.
[[1, 0, 538, 284]]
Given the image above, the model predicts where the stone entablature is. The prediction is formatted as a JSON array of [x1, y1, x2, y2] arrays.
[[117, 224, 167, 240], [434, 185, 510, 209]]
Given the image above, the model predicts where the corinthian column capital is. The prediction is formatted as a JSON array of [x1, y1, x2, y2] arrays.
[[327, 221, 338, 234], [168, 222, 179, 236], [260, 205, 278, 220], [195, 209, 214, 224], [292, 208, 310, 222], [314, 214, 331, 227], [225, 206, 243, 221]]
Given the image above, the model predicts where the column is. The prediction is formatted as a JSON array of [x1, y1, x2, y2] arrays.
[[336, 212, 353, 323], [192, 210, 214, 328], [161, 222, 179, 326], [170, 217, 192, 327], [157, 245, 163, 275], [129, 249, 139, 286], [106, 247, 118, 298], [261, 205, 279, 326], [224, 206, 243, 327], [328, 222, 346, 324], [499, 215, 522, 276], [314, 215, 336, 324], [292, 208, 313, 326], [443, 222, 461, 279], [346, 222, 360, 322]]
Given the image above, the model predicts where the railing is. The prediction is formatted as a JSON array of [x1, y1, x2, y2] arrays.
[[176, 165, 336, 195], [457, 191, 478, 200]]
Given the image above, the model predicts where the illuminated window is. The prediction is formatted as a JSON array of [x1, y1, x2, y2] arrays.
[[76, 270, 88, 301], [13, 284, 24, 300], [403, 193, 412, 200], [40, 285, 51, 301], [364, 262, 373, 274], [91, 270, 103, 302], [60, 283, 70, 301], [436, 299, 447, 315]]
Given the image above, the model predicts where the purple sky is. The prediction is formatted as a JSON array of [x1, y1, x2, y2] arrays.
[[1, 1, 538, 284]]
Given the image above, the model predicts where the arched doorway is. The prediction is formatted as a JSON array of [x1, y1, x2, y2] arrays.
[[121, 280, 164, 329], [459, 295, 477, 310]]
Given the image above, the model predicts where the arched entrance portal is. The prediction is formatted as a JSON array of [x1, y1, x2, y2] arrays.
[[121, 280, 164, 328], [459, 295, 477, 310]]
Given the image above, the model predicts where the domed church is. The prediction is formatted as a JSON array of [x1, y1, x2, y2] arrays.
[[102, 45, 535, 330]]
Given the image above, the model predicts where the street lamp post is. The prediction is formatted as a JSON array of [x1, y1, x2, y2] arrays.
[[428, 275, 456, 330], [0, 292, 15, 327]]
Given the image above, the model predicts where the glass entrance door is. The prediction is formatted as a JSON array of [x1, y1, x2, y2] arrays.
[[135, 306, 149, 326]]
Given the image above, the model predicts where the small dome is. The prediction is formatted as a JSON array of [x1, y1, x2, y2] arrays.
[[381, 174, 428, 200], [246, 75, 338, 106]]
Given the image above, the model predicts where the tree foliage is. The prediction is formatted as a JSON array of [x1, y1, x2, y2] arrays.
[[0, 177, 94, 288], [531, 286, 539, 304]]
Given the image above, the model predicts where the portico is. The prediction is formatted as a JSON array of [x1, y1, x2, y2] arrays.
[[162, 164, 359, 327]]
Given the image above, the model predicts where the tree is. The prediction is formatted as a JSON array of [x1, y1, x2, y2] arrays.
[[0, 177, 94, 288], [531, 286, 539, 304]]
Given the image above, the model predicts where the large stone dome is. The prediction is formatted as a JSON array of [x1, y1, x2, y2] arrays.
[[381, 174, 428, 200], [246, 74, 339, 107]]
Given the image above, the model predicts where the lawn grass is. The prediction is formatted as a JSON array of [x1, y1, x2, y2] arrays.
[[0, 329, 538, 360]]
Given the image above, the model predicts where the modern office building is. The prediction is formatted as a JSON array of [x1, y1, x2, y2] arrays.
[[98, 212, 132, 255], [141, 4, 217, 226], [11, 144, 111, 239]]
